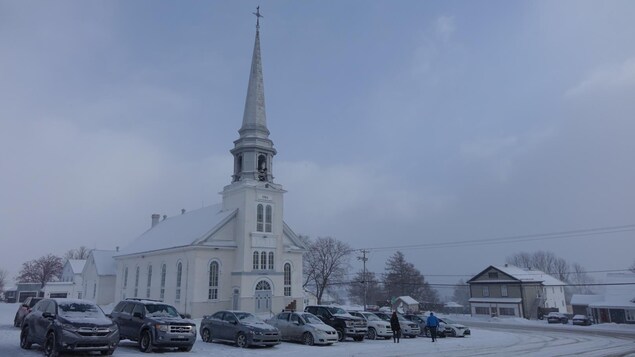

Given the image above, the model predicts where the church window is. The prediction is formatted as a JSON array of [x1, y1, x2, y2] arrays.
[[208, 261, 219, 300], [256, 280, 271, 291], [134, 267, 140, 297], [257, 154, 267, 181], [160, 264, 166, 300], [146, 265, 152, 298], [261, 252, 267, 270], [176, 262, 183, 302], [93, 282, 97, 298], [253, 252, 259, 270], [268, 252, 274, 270], [123, 267, 128, 289], [256, 204, 264, 232], [265, 205, 272, 232], [284, 263, 291, 296]]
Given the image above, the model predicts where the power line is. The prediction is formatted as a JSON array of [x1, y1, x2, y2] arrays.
[[355, 224, 635, 252], [341, 268, 632, 278]]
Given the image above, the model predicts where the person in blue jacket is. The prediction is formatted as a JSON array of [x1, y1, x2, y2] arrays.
[[426, 312, 440, 342]]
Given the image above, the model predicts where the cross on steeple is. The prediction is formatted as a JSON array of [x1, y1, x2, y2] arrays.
[[253, 6, 263, 29]]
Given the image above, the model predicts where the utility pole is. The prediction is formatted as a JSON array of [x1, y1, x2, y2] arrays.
[[357, 250, 369, 310]]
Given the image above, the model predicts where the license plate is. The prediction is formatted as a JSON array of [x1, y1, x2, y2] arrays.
[[178, 335, 185, 339]]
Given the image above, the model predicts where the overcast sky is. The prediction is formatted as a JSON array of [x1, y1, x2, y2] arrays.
[[2, 1, 635, 293]]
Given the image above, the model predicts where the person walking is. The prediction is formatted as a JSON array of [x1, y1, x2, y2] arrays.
[[390, 311, 401, 343], [426, 312, 440, 342]]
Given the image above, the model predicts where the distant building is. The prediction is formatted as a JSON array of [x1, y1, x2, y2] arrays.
[[581, 272, 635, 324], [82, 250, 117, 305], [467, 264, 567, 319]]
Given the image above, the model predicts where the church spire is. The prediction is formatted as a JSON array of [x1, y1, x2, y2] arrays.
[[240, 6, 269, 138], [230, 7, 277, 183]]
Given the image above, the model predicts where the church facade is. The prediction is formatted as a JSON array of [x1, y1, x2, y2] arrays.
[[113, 16, 308, 318]]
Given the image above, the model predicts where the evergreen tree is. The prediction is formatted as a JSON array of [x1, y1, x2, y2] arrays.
[[382, 251, 438, 305]]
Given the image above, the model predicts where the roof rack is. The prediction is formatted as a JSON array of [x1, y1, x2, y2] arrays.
[[124, 297, 163, 302]]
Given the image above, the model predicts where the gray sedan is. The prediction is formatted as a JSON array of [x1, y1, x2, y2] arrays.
[[200, 310, 280, 348], [267, 311, 338, 346]]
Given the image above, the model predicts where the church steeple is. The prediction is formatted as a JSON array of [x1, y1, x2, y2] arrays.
[[231, 7, 277, 183]]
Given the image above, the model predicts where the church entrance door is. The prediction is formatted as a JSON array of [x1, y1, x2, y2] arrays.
[[254, 280, 272, 313]]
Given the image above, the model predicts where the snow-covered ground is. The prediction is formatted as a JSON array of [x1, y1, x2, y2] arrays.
[[2, 303, 635, 357]]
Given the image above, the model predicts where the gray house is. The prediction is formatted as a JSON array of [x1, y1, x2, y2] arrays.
[[467, 264, 566, 319]]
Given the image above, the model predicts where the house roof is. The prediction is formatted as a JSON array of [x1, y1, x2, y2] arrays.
[[469, 297, 522, 303], [116, 204, 237, 257], [90, 250, 117, 276], [397, 296, 419, 305], [588, 272, 635, 309], [67, 259, 86, 274], [570, 294, 603, 306], [468, 264, 565, 286]]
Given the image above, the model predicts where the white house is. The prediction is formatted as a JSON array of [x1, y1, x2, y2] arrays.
[[82, 250, 117, 305], [112, 16, 308, 318], [59, 259, 86, 299]]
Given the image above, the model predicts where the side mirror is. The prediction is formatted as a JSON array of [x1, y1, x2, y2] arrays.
[[43, 312, 55, 319], [22, 304, 29, 308]]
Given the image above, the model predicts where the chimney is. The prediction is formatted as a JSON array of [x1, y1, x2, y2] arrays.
[[116, 246, 119, 252], [151, 213, 160, 228], [181, 208, 186, 215]]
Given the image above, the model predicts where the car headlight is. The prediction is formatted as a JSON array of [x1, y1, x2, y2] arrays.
[[345, 320, 353, 327], [60, 323, 78, 332], [156, 324, 169, 332]]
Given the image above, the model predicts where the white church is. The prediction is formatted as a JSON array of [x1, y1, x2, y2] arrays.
[[112, 13, 308, 318]]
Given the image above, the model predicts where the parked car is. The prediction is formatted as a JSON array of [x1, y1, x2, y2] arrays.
[[438, 317, 470, 337], [572, 315, 592, 326], [402, 313, 447, 338], [304, 305, 367, 342], [546, 312, 569, 324], [20, 298, 119, 356], [14, 297, 42, 327], [109, 298, 196, 352], [348, 311, 392, 340], [200, 310, 280, 348], [373, 311, 420, 338], [266, 311, 338, 345]]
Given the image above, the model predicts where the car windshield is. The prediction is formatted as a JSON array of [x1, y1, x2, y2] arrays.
[[235, 312, 260, 322], [58, 302, 105, 318], [301, 313, 323, 324], [442, 317, 456, 324], [363, 313, 382, 321], [145, 304, 180, 317], [326, 307, 348, 315]]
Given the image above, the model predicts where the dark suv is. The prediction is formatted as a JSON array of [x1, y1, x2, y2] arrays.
[[109, 298, 196, 352], [304, 305, 367, 342], [20, 298, 119, 356]]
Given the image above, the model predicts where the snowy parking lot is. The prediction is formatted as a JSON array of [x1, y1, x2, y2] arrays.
[[2, 303, 635, 357]]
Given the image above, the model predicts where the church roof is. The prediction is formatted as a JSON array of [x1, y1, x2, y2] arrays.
[[116, 203, 237, 257]]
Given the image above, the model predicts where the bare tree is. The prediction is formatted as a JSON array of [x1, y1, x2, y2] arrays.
[[0, 268, 8, 294], [451, 279, 470, 312], [348, 270, 384, 306], [16, 254, 63, 288], [506, 250, 569, 281], [64, 246, 92, 260], [567, 262, 595, 295], [302, 236, 352, 304]]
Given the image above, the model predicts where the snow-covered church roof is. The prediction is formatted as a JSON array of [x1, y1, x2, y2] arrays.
[[116, 203, 237, 257]]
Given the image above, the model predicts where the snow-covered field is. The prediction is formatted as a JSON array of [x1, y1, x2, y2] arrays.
[[2, 303, 635, 357]]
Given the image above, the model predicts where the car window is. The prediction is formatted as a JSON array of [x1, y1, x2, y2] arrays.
[[326, 306, 348, 315], [235, 312, 259, 322], [212, 311, 224, 320], [316, 307, 328, 318], [223, 313, 237, 323], [122, 302, 134, 314], [277, 312, 290, 320], [363, 313, 381, 321], [301, 313, 323, 324], [28, 298, 42, 308], [45, 301, 56, 314], [132, 303, 144, 317], [35, 300, 49, 312], [290, 313, 300, 323], [113, 301, 126, 312]]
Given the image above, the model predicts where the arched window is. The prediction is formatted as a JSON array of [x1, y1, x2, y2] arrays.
[[265, 205, 272, 232], [134, 267, 140, 297], [160, 264, 166, 300], [256, 280, 271, 291], [284, 263, 291, 296], [208, 261, 219, 300], [261, 251, 267, 270], [146, 265, 152, 298], [253, 252, 259, 270], [268, 252, 274, 270], [176, 262, 183, 302], [123, 267, 128, 289], [256, 204, 264, 232]]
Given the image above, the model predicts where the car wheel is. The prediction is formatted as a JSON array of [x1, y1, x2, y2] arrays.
[[336, 328, 345, 342], [20, 327, 31, 349], [236, 332, 248, 348], [179, 345, 193, 352], [303, 332, 315, 346], [139, 330, 153, 353], [13, 313, 20, 327], [353, 335, 364, 342], [101, 349, 115, 355], [201, 328, 212, 343], [44, 332, 59, 357], [367, 327, 377, 340]]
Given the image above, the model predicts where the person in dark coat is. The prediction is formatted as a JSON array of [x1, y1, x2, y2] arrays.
[[390, 311, 401, 343], [426, 312, 440, 342]]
